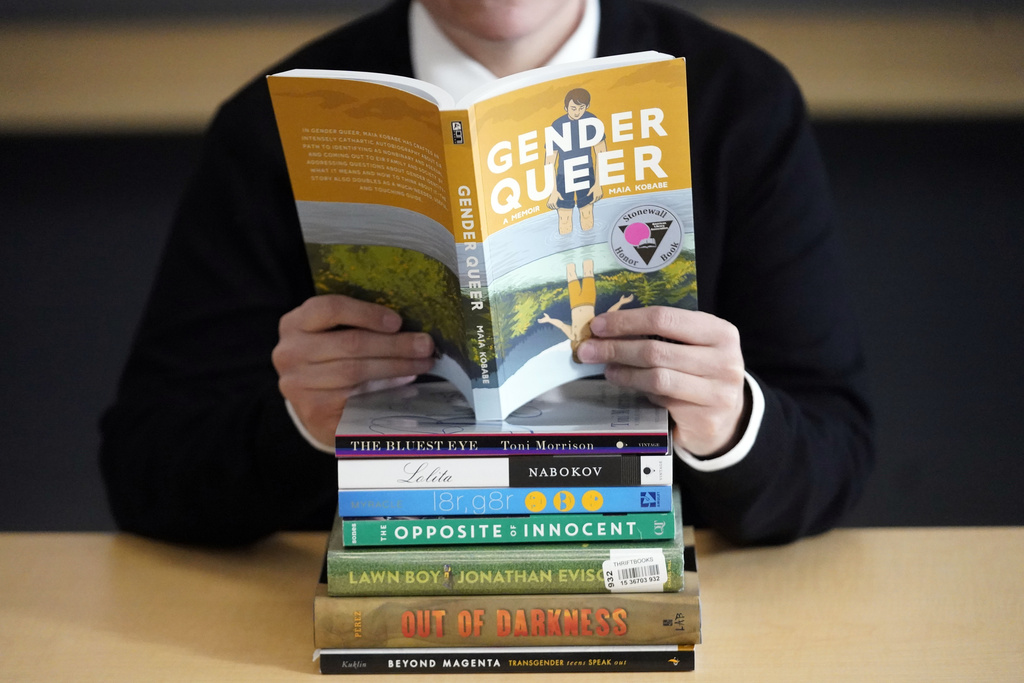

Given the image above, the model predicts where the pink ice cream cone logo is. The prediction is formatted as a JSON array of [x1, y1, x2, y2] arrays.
[[623, 222, 651, 246], [609, 205, 684, 272]]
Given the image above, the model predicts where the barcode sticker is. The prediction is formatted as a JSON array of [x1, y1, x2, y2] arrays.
[[602, 549, 668, 592]]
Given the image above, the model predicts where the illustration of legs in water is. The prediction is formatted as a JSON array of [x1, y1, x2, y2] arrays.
[[537, 259, 634, 362]]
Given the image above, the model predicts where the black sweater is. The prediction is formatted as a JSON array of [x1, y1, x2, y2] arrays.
[[100, 0, 873, 546]]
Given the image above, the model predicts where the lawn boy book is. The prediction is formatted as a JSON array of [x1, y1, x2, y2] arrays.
[[316, 644, 695, 675], [314, 527, 700, 648], [341, 507, 675, 547], [267, 51, 697, 422], [334, 379, 671, 456], [327, 488, 684, 597]]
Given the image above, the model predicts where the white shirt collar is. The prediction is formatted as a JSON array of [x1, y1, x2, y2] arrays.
[[409, 0, 600, 102]]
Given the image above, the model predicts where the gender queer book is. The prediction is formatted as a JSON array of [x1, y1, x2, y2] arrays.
[[334, 379, 670, 456], [327, 488, 684, 596], [267, 52, 696, 421], [314, 527, 700, 648]]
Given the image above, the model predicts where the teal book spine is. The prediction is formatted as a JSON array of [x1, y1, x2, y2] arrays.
[[343, 509, 675, 547]]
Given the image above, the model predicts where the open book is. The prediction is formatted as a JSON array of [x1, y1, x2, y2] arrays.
[[267, 51, 697, 420]]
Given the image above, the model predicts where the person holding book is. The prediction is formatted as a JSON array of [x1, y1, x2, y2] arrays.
[[100, 0, 874, 547]]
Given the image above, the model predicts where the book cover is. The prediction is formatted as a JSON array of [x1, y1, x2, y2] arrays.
[[336, 453, 673, 490], [314, 527, 700, 648], [341, 508, 675, 547], [327, 489, 683, 596], [316, 644, 695, 674], [267, 52, 696, 421], [337, 484, 672, 518], [334, 379, 670, 456]]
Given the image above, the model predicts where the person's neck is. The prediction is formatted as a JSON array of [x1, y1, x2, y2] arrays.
[[437, 1, 586, 77]]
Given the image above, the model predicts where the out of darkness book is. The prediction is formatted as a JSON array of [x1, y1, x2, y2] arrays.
[[268, 52, 696, 422], [327, 488, 684, 596], [314, 527, 700, 649]]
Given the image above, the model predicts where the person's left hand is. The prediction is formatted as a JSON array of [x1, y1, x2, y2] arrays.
[[575, 306, 748, 457]]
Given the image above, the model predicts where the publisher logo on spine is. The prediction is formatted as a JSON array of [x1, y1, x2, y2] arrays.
[[609, 205, 683, 272], [639, 490, 662, 508], [450, 120, 464, 144]]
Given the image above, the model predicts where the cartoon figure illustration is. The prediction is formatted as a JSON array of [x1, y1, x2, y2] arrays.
[[545, 88, 607, 234], [538, 259, 634, 362]]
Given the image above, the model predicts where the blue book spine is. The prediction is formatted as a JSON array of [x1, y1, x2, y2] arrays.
[[337, 485, 672, 518]]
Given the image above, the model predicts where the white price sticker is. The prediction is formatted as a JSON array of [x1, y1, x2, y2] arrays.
[[602, 549, 667, 592]]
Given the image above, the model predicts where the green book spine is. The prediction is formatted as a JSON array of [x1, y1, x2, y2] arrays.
[[328, 488, 683, 596], [343, 509, 675, 547], [315, 528, 700, 648]]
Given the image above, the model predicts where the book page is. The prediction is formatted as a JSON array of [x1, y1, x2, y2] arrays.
[[268, 75, 477, 385], [268, 75, 451, 222]]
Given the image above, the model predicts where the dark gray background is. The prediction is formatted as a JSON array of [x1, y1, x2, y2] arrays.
[[2, 2, 1022, 532]]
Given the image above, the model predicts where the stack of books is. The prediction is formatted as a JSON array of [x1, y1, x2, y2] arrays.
[[313, 380, 701, 675]]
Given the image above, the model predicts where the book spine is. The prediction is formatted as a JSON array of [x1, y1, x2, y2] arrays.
[[313, 581, 700, 648], [336, 431, 670, 456], [317, 645, 694, 674], [328, 542, 683, 596], [338, 485, 672, 518], [440, 110, 497, 393], [337, 453, 673, 490], [342, 509, 675, 547]]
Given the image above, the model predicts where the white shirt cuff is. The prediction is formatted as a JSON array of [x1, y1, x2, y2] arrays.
[[284, 399, 335, 454], [674, 371, 765, 472]]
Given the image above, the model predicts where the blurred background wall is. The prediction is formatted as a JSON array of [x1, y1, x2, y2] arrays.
[[2, 0, 1022, 530]]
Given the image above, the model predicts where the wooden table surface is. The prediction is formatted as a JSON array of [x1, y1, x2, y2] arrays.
[[1, 527, 1021, 681]]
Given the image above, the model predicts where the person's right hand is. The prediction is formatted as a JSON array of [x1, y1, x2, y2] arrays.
[[272, 295, 436, 447]]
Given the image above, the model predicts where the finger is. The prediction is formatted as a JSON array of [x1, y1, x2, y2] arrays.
[[580, 337, 731, 378], [318, 328, 434, 362], [591, 306, 738, 348], [284, 355, 434, 392], [295, 329, 434, 366], [273, 328, 433, 373], [603, 364, 718, 407], [282, 295, 403, 335], [605, 365, 745, 442]]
